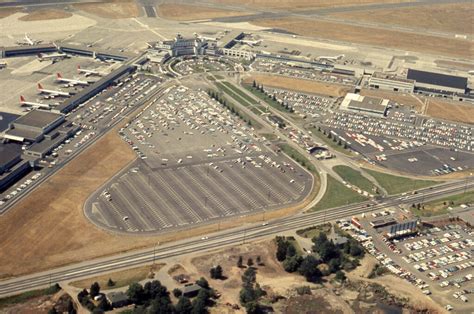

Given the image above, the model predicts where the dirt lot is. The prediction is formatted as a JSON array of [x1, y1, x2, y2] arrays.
[[1, 290, 73, 314], [0, 8, 19, 18], [18, 9, 72, 21], [252, 18, 473, 59], [157, 4, 250, 21], [244, 74, 351, 97], [435, 60, 474, 72], [212, 0, 413, 10], [73, 0, 140, 19], [346, 255, 446, 313], [330, 3, 474, 34], [360, 88, 426, 112], [426, 99, 474, 124]]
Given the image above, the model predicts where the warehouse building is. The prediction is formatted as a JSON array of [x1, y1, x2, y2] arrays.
[[3, 110, 65, 143], [368, 72, 415, 93], [340, 93, 390, 117], [0, 143, 31, 191], [407, 69, 468, 95]]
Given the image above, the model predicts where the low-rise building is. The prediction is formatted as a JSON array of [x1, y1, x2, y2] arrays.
[[368, 72, 415, 93], [407, 69, 468, 95], [340, 93, 390, 117]]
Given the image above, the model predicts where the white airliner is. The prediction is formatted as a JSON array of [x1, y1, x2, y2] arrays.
[[37, 83, 71, 97], [37, 52, 69, 62], [19, 96, 51, 110], [17, 33, 42, 46], [316, 54, 345, 63], [77, 65, 106, 77], [56, 73, 90, 86]]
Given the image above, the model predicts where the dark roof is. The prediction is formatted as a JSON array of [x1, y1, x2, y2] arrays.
[[0, 112, 19, 132], [0, 143, 22, 167], [407, 69, 467, 90], [183, 284, 202, 294], [106, 291, 129, 303], [5, 128, 42, 141], [14, 110, 63, 129]]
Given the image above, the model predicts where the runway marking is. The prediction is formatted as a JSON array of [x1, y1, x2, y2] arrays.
[[132, 18, 167, 40]]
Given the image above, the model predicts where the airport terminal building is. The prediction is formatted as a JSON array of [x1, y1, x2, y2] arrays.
[[368, 72, 415, 93], [407, 69, 468, 95]]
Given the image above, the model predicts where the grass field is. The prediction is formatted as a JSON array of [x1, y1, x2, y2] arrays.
[[330, 3, 474, 34], [73, 0, 140, 19], [252, 18, 473, 59], [212, 0, 413, 10], [311, 175, 368, 211], [243, 74, 350, 98], [0, 284, 60, 310], [333, 165, 377, 194], [363, 168, 440, 195], [296, 223, 332, 239], [426, 100, 474, 125], [278, 143, 316, 173], [411, 192, 474, 217], [18, 9, 72, 21], [157, 3, 250, 21], [218, 81, 257, 105], [70, 264, 164, 289]]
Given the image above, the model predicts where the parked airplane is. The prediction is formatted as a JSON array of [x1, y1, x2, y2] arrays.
[[77, 65, 106, 77], [315, 54, 345, 63], [37, 52, 69, 62], [56, 73, 90, 86], [17, 33, 42, 46], [37, 83, 71, 97], [19, 96, 51, 110]]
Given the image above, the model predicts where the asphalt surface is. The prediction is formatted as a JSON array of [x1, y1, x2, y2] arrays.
[[0, 179, 472, 297]]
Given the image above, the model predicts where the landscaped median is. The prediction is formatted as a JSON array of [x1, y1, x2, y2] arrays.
[[311, 175, 368, 211], [333, 165, 379, 196]]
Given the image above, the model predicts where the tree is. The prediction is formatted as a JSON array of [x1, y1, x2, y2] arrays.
[[335, 270, 346, 282], [275, 237, 289, 262], [127, 282, 145, 305], [90, 282, 100, 298], [173, 288, 183, 298], [242, 267, 256, 286], [245, 301, 261, 314], [148, 295, 174, 314], [97, 298, 111, 311], [349, 243, 364, 257], [283, 255, 302, 273], [247, 258, 254, 267], [66, 299, 76, 314], [328, 258, 341, 273], [256, 256, 262, 265], [214, 265, 223, 279], [175, 296, 193, 314], [286, 243, 296, 258], [48, 308, 58, 314], [77, 289, 88, 304], [237, 256, 244, 268], [196, 277, 210, 289], [252, 80, 257, 88], [239, 286, 256, 304], [107, 278, 115, 287], [298, 255, 322, 283], [144, 280, 169, 301]]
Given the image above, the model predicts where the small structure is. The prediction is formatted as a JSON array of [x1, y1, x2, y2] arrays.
[[340, 93, 389, 117], [182, 283, 202, 298], [173, 274, 190, 284], [267, 115, 286, 129], [333, 236, 349, 247], [106, 291, 130, 308]]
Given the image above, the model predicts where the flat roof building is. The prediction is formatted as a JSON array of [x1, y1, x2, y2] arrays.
[[3, 110, 65, 142], [369, 72, 415, 93], [0, 143, 31, 191], [340, 93, 389, 117], [407, 69, 467, 95]]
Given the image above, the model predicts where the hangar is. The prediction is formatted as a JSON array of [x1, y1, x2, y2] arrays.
[[407, 69, 468, 95], [369, 72, 415, 93]]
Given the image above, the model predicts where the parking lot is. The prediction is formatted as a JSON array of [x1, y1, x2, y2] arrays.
[[342, 210, 474, 312], [172, 56, 233, 76], [85, 85, 313, 234]]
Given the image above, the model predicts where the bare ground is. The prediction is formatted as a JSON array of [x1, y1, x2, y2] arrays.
[[157, 4, 250, 21], [426, 99, 474, 125], [211, 0, 414, 10], [73, 0, 140, 19], [18, 9, 72, 21], [330, 3, 474, 34], [251, 18, 473, 59], [0, 8, 20, 19], [244, 74, 351, 97]]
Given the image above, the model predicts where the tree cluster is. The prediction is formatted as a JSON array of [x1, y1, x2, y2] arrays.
[[209, 265, 224, 279], [239, 267, 266, 314], [251, 81, 294, 113], [127, 279, 214, 314], [77, 282, 111, 313], [275, 236, 322, 283]]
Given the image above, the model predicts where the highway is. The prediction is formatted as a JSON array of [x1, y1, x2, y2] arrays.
[[0, 179, 472, 297]]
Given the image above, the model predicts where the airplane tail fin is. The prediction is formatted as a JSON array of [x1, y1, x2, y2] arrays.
[[20, 95, 25, 102], [37, 83, 43, 89], [77, 65, 81, 72], [56, 73, 62, 79]]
